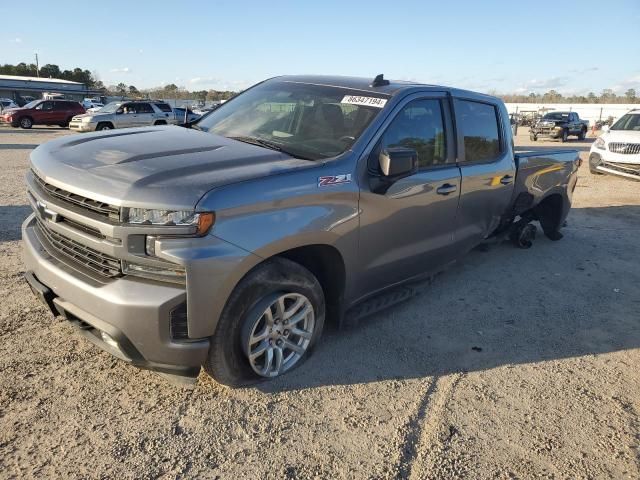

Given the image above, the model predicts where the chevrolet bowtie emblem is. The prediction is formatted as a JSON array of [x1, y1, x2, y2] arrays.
[[36, 200, 60, 223]]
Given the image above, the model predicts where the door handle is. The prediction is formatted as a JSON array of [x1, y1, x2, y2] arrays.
[[500, 175, 514, 185], [436, 183, 457, 195]]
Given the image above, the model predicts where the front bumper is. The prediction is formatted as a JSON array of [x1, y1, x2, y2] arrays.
[[68, 121, 95, 132], [589, 151, 640, 181], [22, 214, 210, 376], [530, 126, 562, 139]]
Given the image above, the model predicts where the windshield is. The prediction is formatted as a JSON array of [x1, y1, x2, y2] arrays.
[[23, 100, 41, 109], [542, 112, 569, 121], [98, 102, 123, 113], [196, 81, 388, 160], [611, 113, 640, 131]]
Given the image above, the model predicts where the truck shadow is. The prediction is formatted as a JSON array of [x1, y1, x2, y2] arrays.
[[259, 205, 640, 393], [0, 205, 31, 242]]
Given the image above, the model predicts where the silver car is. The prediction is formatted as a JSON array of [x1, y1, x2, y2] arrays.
[[69, 100, 174, 132]]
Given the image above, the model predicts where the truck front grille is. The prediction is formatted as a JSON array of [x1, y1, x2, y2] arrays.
[[35, 219, 122, 278], [32, 172, 120, 220], [609, 143, 640, 155]]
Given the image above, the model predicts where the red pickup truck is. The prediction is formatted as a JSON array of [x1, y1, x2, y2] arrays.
[[0, 99, 85, 129]]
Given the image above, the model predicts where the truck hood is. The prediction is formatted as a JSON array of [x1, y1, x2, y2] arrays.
[[30, 126, 314, 210]]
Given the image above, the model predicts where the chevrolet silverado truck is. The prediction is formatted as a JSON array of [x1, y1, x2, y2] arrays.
[[22, 75, 579, 386], [530, 111, 589, 142]]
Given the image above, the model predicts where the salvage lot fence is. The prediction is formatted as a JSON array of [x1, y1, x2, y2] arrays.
[[505, 103, 637, 126]]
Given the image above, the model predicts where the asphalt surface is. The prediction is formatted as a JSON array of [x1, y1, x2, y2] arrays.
[[1, 125, 638, 479]]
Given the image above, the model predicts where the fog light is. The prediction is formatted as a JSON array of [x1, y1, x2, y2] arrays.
[[100, 331, 120, 350]]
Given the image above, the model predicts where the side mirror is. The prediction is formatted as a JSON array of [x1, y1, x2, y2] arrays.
[[116, 109, 123, 114], [378, 147, 418, 178]]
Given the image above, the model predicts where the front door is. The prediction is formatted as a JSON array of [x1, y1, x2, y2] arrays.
[[357, 94, 461, 298], [34, 101, 56, 124]]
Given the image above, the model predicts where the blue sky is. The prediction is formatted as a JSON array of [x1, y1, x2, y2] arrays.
[[2, 0, 639, 95]]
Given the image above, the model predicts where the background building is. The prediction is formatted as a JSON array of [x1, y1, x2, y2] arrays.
[[0, 74, 101, 105]]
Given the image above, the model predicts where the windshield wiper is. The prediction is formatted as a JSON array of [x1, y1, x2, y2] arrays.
[[228, 136, 313, 160]]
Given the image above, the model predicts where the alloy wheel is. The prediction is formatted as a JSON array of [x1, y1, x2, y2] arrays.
[[242, 292, 315, 378]]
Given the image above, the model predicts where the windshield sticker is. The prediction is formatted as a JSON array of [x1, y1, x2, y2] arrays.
[[341, 95, 387, 108], [318, 174, 352, 187]]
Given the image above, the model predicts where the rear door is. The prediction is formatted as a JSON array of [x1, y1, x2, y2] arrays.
[[134, 102, 156, 126], [453, 98, 516, 253], [53, 101, 72, 124], [357, 93, 461, 297]]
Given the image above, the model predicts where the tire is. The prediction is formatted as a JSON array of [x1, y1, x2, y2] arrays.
[[530, 134, 537, 141], [203, 257, 325, 387], [96, 122, 113, 131], [578, 127, 586, 140], [60, 116, 73, 128], [560, 129, 568, 143], [153, 120, 166, 126], [19, 117, 33, 129]]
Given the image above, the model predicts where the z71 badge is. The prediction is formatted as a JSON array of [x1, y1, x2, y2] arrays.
[[318, 174, 352, 187]]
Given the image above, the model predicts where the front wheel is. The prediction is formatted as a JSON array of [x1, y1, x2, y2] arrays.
[[96, 122, 113, 131], [19, 117, 33, 129], [203, 258, 325, 387], [560, 129, 568, 143]]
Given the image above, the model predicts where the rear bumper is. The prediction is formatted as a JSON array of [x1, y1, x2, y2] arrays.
[[22, 214, 210, 376]]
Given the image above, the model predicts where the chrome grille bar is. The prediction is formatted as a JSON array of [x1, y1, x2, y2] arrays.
[[609, 142, 640, 155], [32, 171, 120, 219], [35, 219, 122, 278]]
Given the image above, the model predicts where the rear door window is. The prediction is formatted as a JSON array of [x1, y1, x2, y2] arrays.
[[154, 103, 173, 113], [136, 103, 154, 114], [455, 100, 502, 163]]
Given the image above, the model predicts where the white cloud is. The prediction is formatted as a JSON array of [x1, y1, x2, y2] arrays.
[[610, 74, 640, 93], [110, 67, 131, 73], [189, 76, 251, 90], [10, 37, 22, 43], [138, 49, 144, 54]]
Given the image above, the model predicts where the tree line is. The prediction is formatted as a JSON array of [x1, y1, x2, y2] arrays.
[[495, 88, 638, 104], [0, 62, 235, 101]]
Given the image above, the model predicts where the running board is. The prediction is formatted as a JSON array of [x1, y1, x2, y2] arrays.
[[343, 284, 420, 328]]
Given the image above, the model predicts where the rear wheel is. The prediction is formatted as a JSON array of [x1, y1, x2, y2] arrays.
[[578, 127, 586, 140], [19, 117, 33, 129], [60, 116, 73, 128], [204, 258, 325, 387]]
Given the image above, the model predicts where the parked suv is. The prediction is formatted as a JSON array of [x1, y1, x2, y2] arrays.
[[69, 100, 174, 132], [589, 109, 640, 180], [0, 99, 85, 129]]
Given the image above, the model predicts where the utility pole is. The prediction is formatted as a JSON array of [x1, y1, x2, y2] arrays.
[[34, 53, 40, 77]]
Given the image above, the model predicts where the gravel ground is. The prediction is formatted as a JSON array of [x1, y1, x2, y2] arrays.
[[0, 125, 638, 479]]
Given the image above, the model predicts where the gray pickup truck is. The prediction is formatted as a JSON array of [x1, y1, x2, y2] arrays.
[[23, 75, 579, 386]]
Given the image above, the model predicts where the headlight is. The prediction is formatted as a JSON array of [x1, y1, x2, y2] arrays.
[[594, 137, 606, 150], [125, 209, 215, 235]]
